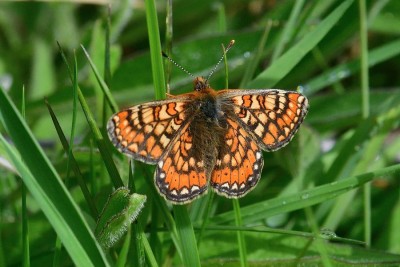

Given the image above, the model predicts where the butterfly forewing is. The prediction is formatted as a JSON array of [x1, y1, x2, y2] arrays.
[[107, 97, 194, 164], [219, 89, 309, 151]]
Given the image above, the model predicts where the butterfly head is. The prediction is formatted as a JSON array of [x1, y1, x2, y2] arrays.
[[193, 77, 210, 92]]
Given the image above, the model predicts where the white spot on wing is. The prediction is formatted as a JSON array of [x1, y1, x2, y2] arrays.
[[231, 183, 238, 190], [221, 183, 229, 189], [180, 188, 189, 195], [191, 185, 200, 192]]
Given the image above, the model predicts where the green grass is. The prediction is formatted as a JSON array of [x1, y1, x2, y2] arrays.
[[1, 0, 400, 266]]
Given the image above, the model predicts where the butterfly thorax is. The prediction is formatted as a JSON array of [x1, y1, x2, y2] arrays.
[[185, 81, 229, 179]]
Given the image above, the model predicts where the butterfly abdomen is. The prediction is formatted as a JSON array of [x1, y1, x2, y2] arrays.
[[185, 93, 228, 178]]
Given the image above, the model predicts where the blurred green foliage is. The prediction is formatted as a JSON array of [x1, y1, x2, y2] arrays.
[[1, 0, 400, 266]]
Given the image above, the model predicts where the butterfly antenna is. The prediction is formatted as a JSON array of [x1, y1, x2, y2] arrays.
[[162, 52, 195, 78], [206, 40, 235, 82]]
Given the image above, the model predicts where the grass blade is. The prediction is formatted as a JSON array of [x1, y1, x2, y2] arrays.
[[81, 45, 118, 114], [247, 0, 353, 88], [0, 88, 109, 267], [173, 205, 201, 267], [45, 100, 99, 218], [303, 38, 400, 95], [233, 199, 248, 267], [270, 0, 305, 62], [145, 0, 166, 100], [358, 0, 371, 247], [210, 164, 400, 225], [58, 44, 124, 188]]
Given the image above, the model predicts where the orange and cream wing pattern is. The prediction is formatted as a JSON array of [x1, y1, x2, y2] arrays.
[[211, 118, 263, 197], [155, 124, 208, 203], [107, 97, 194, 164], [220, 89, 309, 151]]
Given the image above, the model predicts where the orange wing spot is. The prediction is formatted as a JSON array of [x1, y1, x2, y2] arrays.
[[122, 126, 132, 136], [263, 133, 275, 145], [167, 103, 178, 115], [288, 93, 299, 101], [278, 135, 286, 141], [231, 169, 239, 184], [238, 166, 246, 184], [277, 118, 286, 128], [178, 174, 189, 190], [269, 123, 278, 138], [188, 171, 207, 188], [117, 111, 128, 121], [146, 136, 156, 153], [242, 95, 252, 108], [243, 159, 252, 174], [119, 119, 129, 130], [238, 135, 246, 147], [139, 150, 147, 157], [283, 114, 293, 125], [189, 171, 199, 185], [164, 166, 176, 186], [151, 145, 163, 158], [233, 152, 241, 166], [132, 133, 145, 143], [247, 150, 256, 165], [169, 172, 182, 190], [212, 171, 221, 184], [199, 173, 207, 187], [288, 102, 295, 111], [220, 167, 231, 184], [154, 106, 161, 120], [238, 144, 245, 157], [230, 136, 239, 152], [163, 157, 172, 172], [124, 130, 136, 143], [286, 108, 294, 119], [257, 95, 266, 109]]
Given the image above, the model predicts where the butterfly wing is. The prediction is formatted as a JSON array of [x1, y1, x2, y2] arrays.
[[210, 118, 263, 197], [219, 89, 309, 151], [155, 123, 208, 204], [107, 96, 195, 164]]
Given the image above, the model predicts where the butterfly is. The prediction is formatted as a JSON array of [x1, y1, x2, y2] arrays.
[[107, 75, 309, 204]]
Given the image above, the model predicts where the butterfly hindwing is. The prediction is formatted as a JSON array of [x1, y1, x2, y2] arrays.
[[155, 123, 208, 204], [211, 118, 264, 198], [219, 89, 309, 151]]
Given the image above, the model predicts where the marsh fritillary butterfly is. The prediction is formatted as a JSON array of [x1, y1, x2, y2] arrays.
[[107, 43, 309, 204]]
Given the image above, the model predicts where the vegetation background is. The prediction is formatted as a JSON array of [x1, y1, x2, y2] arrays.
[[0, 0, 400, 266]]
